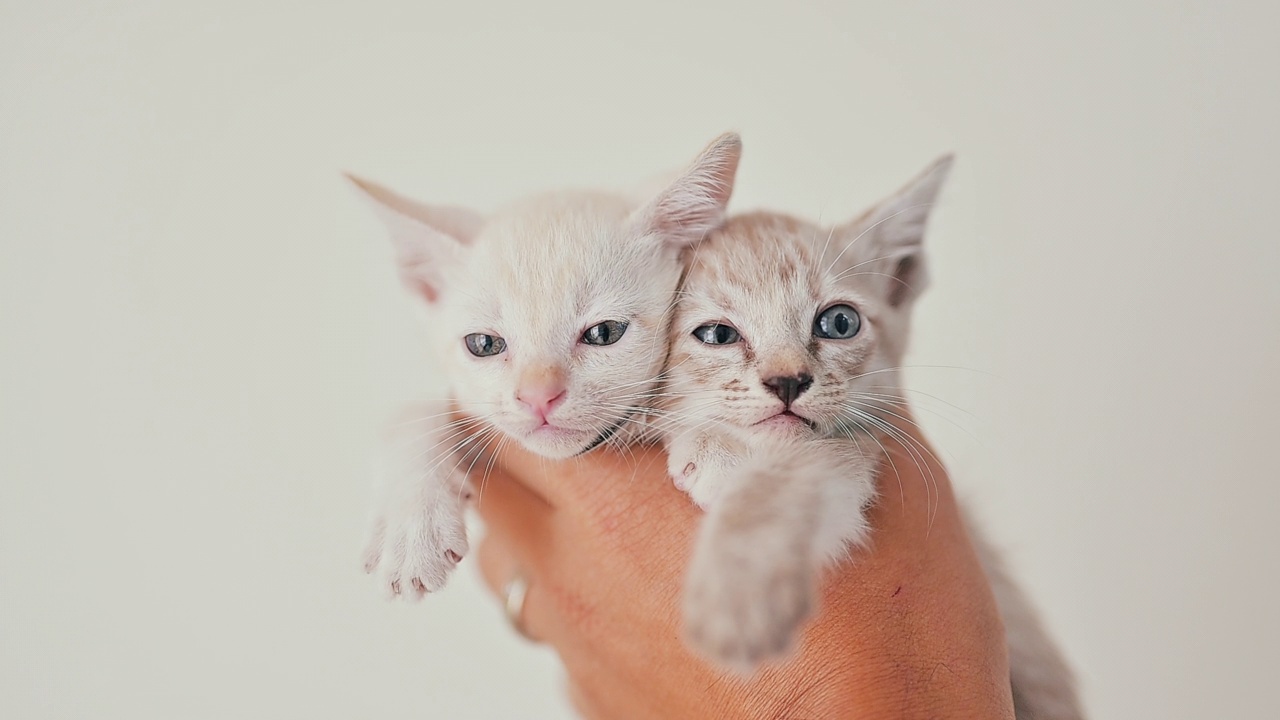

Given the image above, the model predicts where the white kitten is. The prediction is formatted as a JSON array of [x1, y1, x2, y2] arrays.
[[347, 133, 742, 598], [663, 159, 1083, 718]]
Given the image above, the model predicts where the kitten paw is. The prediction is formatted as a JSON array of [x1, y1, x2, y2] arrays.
[[683, 544, 815, 672], [667, 433, 743, 509], [669, 456, 731, 510], [362, 493, 469, 601], [684, 467, 731, 510], [671, 461, 697, 493]]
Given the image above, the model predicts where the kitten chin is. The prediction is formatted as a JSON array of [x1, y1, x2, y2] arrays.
[[748, 413, 818, 437], [517, 425, 603, 459]]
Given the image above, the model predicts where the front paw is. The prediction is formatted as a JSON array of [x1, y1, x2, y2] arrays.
[[362, 492, 470, 601], [683, 542, 815, 671], [684, 469, 729, 510], [668, 454, 730, 510], [669, 456, 698, 496], [667, 433, 745, 510]]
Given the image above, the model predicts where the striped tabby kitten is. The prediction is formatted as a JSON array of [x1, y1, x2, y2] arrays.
[[663, 158, 1083, 719]]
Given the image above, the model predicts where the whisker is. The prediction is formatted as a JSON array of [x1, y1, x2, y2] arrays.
[[824, 203, 936, 276]]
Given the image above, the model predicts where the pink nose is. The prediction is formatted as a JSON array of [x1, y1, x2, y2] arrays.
[[516, 384, 567, 421]]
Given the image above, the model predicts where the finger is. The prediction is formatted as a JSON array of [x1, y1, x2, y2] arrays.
[[490, 439, 674, 515], [447, 409, 569, 507], [475, 525, 519, 598], [565, 679, 601, 720], [450, 404, 675, 513], [471, 467, 554, 552], [475, 513, 565, 646]]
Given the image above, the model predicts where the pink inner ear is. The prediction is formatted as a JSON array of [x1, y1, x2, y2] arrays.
[[415, 280, 438, 303], [651, 204, 715, 235], [648, 190, 730, 245], [647, 134, 741, 245], [399, 270, 438, 303], [887, 255, 919, 308]]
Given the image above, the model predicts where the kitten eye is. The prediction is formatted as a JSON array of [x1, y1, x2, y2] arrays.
[[813, 304, 861, 340], [582, 320, 628, 346], [692, 323, 741, 345], [464, 333, 507, 357]]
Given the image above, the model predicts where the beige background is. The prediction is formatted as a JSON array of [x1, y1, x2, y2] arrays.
[[3, 1, 1277, 718]]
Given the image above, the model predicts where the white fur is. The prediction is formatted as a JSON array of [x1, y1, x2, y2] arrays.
[[348, 133, 742, 598], [353, 141, 1081, 718], [680, 438, 874, 669]]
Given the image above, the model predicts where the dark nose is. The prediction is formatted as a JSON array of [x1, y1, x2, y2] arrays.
[[763, 373, 813, 406]]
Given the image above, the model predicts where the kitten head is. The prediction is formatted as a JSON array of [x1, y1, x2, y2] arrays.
[[666, 155, 952, 440], [350, 133, 742, 457]]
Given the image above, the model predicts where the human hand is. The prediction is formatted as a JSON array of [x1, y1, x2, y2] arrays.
[[471, 424, 1015, 719]]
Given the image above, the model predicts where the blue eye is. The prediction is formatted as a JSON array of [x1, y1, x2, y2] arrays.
[[582, 320, 628, 346], [464, 333, 506, 357], [693, 323, 740, 345], [813, 304, 861, 339]]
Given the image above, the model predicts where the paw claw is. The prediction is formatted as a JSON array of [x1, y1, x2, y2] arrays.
[[363, 496, 469, 600]]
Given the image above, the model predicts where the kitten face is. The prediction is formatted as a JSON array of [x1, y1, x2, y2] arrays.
[[351, 133, 742, 458], [669, 213, 882, 440], [665, 156, 952, 442], [438, 193, 684, 456]]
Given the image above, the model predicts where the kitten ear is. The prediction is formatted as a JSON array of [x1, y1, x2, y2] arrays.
[[840, 155, 953, 309], [633, 132, 742, 247], [344, 173, 482, 303]]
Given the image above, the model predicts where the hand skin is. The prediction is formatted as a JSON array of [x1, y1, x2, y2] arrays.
[[471, 422, 1015, 720]]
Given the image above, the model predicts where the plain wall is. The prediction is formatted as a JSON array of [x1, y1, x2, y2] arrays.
[[2, 1, 1277, 718]]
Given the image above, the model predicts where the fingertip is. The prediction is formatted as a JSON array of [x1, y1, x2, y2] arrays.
[[474, 530, 512, 598], [501, 442, 674, 515]]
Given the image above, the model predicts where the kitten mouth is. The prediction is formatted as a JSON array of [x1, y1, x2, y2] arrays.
[[755, 410, 817, 431], [575, 408, 638, 457], [531, 421, 573, 433]]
